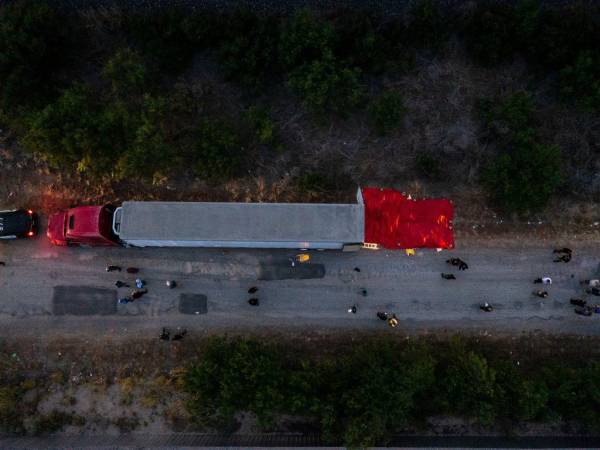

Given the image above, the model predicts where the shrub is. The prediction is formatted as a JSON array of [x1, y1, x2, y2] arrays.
[[128, 9, 194, 75], [560, 51, 600, 113], [288, 51, 363, 115], [280, 9, 334, 70], [481, 132, 562, 214], [297, 172, 336, 194], [444, 347, 497, 424], [415, 152, 441, 179], [462, 2, 520, 66], [185, 338, 286, 428], [480, 91, 535, 138], [21, 84, 105, 173], [0, 0, 68, 109], [531, 4, 599, 69], [368, 90, 405, 135], [331, 11, 387, 73], [31, 411, 82, 435], [102, 48, 148, 97], [244, 106, 280, 148], [406, 0, 449, 52], [191, 118, 243, 180], [115, 95, 173, 181], [218, 12, 280, 88]]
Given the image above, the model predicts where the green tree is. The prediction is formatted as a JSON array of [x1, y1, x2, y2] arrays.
[[21, 84, 105, 173], [406, 0, 448, 52], [443, 344, 497, 424], [368, 90, 405, 135], [185, 338, 287, 428], [0, 0, 68, 109], [103, 48, 148, 97], [115, 96, 173, 181], [288, 51, 363, 115], [560, 51, 600, 112], [280, 9, 334, 70], [481, 132, 562, 214], [218, 11, 280, 88], [191, 118, 243, 180]]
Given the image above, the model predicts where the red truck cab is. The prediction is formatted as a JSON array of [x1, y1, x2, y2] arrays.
[[47, 205, 119, 246]]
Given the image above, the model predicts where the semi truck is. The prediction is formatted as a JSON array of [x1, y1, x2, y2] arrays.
[[46, 188, 455, 250]]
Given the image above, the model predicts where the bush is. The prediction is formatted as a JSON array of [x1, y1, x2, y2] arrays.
[[560, 51, 600, 113], [0, 0, 68, 109], [462, 2, 520, 66], [406, 0, 449, 52], [115, 95, 173, 181], [280, 9, 335, 70], [218, 11, 281, 88], [191, 118, 243, 180], [288, 51, 363, 115], [297, 172, 336, 194], [368, 90, 405, 135], [185, 338, 286, 428], [21, 84, 106, 173], [481, 132, 562, 214], [531, 4, 599, 69], [128, 10, 194, 75], [103, 48, 148, 97], [480, 91, 535, 138], [415, 152, 442, 179], [244, 106, 280, 148]]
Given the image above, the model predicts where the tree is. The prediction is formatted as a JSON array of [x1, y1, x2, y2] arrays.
[[279, 9, 335, 70], [103, 48, 148, 98], [0, 0, 68, 109], [481, 132, 562, 214], [560, 51, 600, 113], [21, 84, 105, 173], [191, 118, 243, 180], [368, 90, 405, 135], [288, 51, 363, 115], [218, 11, 280, 88]]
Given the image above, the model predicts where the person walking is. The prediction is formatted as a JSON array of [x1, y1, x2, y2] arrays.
[[248, 298, 259, 306], [359, 288, 368, 297], [166, 280, 177, 289], [347, 305, 357, 314], [248, 286, 258, 294], [446, 258, 461, 266], [533, 277, 552, 284], [480, 302, 493, 312], [135, 278, 146, 289], [376, 312, 388, 321], [106, 265, 121, 272], [458, 260, 469, 270], [115, 281, 129, 288], [441, 273, 456, 280]]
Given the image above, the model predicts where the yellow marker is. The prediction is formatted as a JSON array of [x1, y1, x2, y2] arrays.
[[405, 248, 415, 256]]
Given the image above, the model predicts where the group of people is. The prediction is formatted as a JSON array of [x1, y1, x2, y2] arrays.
[[531, 248, 600, 316], [107, 264, 177, 304], [441, 257, 469, 281]]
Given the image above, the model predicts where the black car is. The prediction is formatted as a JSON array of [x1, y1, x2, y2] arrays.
[[0, 209, 36, 239], [574, 306, 593, 317]]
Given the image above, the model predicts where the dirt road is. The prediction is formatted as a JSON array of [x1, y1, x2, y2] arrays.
[[1, 235, 599, 338]]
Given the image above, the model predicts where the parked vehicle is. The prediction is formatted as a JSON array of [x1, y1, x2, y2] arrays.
[[570, 298, 587, 307], [0, 209, 36, 239]]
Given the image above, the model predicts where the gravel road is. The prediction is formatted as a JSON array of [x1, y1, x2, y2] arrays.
[[1, 232, 599, 339]]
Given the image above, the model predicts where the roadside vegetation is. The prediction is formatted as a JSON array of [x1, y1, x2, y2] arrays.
[[0, 0, 599, 217], [1, 335, 599, 442]]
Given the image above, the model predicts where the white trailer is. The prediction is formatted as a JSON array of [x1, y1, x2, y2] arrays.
[[112, 201, 364, 251]]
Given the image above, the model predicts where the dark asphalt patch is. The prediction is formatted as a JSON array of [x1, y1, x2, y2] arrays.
[[52, 286, 117, 315], [179, 294, 208, 315], [258, 263, 325, 280]]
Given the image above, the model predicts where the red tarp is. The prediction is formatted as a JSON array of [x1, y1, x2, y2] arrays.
[[362, 187, 454, 249]]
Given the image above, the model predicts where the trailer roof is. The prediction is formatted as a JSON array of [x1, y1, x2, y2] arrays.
[[116, 201, 364, 245]]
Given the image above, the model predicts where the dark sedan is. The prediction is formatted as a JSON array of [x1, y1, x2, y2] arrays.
[[0, 209, 36, 239]]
